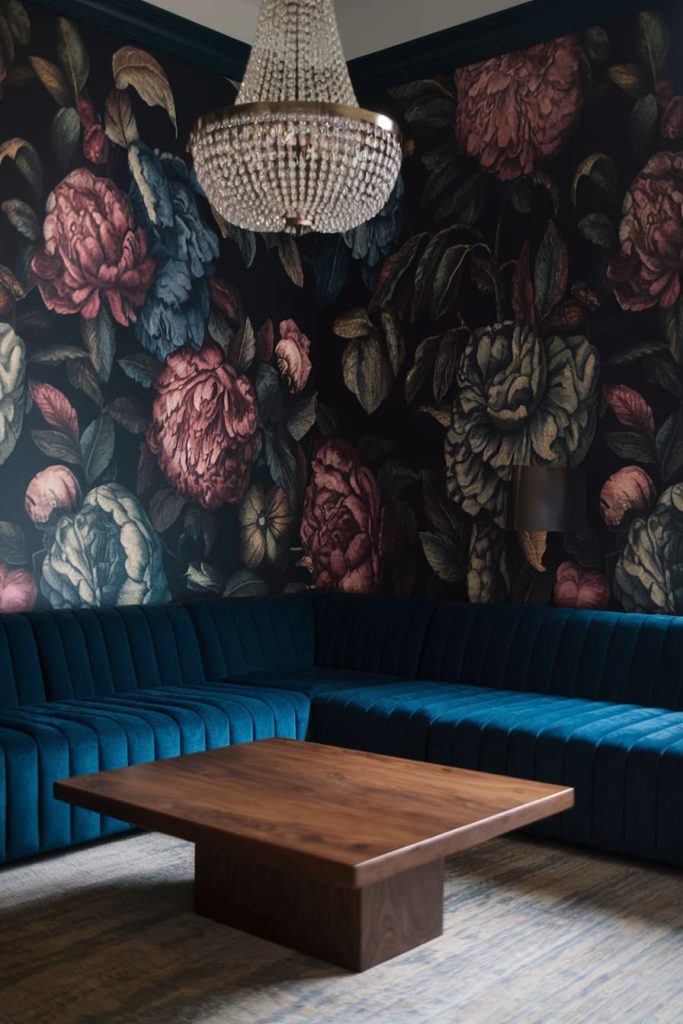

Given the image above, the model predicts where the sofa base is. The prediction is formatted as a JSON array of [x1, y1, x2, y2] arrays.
[[194, 844, 444, 971]]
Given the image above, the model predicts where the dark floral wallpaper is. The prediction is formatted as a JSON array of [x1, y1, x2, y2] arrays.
[[0, 1, 682, 615]]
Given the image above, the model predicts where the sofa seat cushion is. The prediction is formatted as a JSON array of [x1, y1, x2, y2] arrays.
[[0, 684, 309, 861], [309, 682, 683, 866], [222, 667, 401, 695]]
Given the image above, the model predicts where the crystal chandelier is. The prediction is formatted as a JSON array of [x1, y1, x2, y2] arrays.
[[189, 0, 402, 234]]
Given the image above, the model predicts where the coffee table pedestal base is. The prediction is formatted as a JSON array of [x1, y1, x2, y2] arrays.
[[194, 845, 444, 971]]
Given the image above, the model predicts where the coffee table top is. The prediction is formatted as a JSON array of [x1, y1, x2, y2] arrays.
[[55, 738, 573, 886]]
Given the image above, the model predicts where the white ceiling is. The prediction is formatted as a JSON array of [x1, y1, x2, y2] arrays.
[[148, 0, 527, 60]]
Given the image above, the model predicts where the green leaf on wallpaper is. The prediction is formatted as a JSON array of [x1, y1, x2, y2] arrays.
[[433, 328, 464, 405], [630, 94, 658, 159], [1, 199, 38, 240], [534, 221, 568, 321], [117, 352, 158, 388], [604, 340, 668, 367], [277, 235, 304, 288], [343, 334, 393, 415], [532, 170, 560, 217], [186, 560, 225, 595], [661, 296, 683, 366], [377, 459, 419, 501], [56, 17, 89, 102], [228, 317, 256, 373], [333, 307, 374, 339], [410, 225, 462, 322], [222, 219, 257, 268], [431, 244, 471, 320], [80, 414, 115, 485], [378, 309, 405, 374], [571, 153, 619, 207], [582, 26, 609, 66], [0, 137, 42, 198], [405, 335, 439, 406], [0, 522, 26, 566], [147, 484, 185, 534], [207, 307, 236, 352], [50, 106, 81, 167], [6, 2, 29, 46], [66, 358, 104, 408], [28, 55, 71, 106], [0, 264, 24, 302], [370, 232, 429, 314], [254, 363, 283, 425], [29, 343, 87, 365], [104, 88, 138, 148], [264, 427, 300, 496], [287, 392, 317, 442], [638, 10, 669, 81], [222, 569, 268, 598], [577, 213, 617, 251], [642, 351, 683, 398], [0, 12, 15, 71], [108, 397, 148, 434], [604, 430, 657, 465], [606, 63, 649, 99], [656, 408, 683, 482], [419, 531, 466, 584], [31, 428, 81, 465], [113, 46, 177, 135], [315, 400, 339, 436], [312, 234, 349, 307], [81, 306, 115, 382], [6, 64, 35, 89], [422, 473, 467, 542]]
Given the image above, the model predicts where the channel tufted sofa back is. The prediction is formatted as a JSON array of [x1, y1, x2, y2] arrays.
[[418, 602, 683, 712]]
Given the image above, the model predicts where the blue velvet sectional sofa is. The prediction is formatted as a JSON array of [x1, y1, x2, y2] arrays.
[[2, 593, 683, 868]]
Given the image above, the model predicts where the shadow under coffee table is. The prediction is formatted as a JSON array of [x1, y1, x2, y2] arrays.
[[55, 738, 573, 971]]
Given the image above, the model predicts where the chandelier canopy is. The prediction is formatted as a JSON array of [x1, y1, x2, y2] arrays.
[[189, 0, 403, 235]]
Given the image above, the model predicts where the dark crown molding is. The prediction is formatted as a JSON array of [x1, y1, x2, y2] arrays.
[[33, 0, 667, 94]]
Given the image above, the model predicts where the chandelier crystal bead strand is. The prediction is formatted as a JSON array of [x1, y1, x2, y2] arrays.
[[189, 0, 403, 234]]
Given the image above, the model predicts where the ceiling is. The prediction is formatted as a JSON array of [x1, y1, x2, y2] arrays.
[[146, 0, 528, 60]]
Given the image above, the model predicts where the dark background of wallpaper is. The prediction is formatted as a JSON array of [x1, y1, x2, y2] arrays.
[[0, 0, 681, 613]]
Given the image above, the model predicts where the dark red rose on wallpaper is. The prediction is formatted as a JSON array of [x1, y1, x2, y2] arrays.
[[607, 152, 683, 312], [77, 98, 110, 165], [454, 35, 582, 181], [554, 561, 610, 610], [600, 466, 656, 529], [300, 439, 385, 593], [147, 344, 262, 510], [83, 124, 109, 165], [275, 319, 312, 394], [31, 169, 155, 326]]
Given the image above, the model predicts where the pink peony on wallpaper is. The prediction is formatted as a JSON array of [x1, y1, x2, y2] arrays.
[[1, 1, 683, 615]]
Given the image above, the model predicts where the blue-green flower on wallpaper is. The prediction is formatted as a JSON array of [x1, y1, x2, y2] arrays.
[[41, 483, 169, 608], [129, 144, 219, 360]]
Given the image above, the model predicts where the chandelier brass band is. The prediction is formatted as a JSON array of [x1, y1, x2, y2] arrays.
[[189, 101, 401, 141]]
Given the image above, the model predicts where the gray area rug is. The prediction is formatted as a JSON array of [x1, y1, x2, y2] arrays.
[[1, 831, 681, 1024]]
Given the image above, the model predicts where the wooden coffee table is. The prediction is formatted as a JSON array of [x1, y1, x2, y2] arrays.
[[55, 738, 573, 971]]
